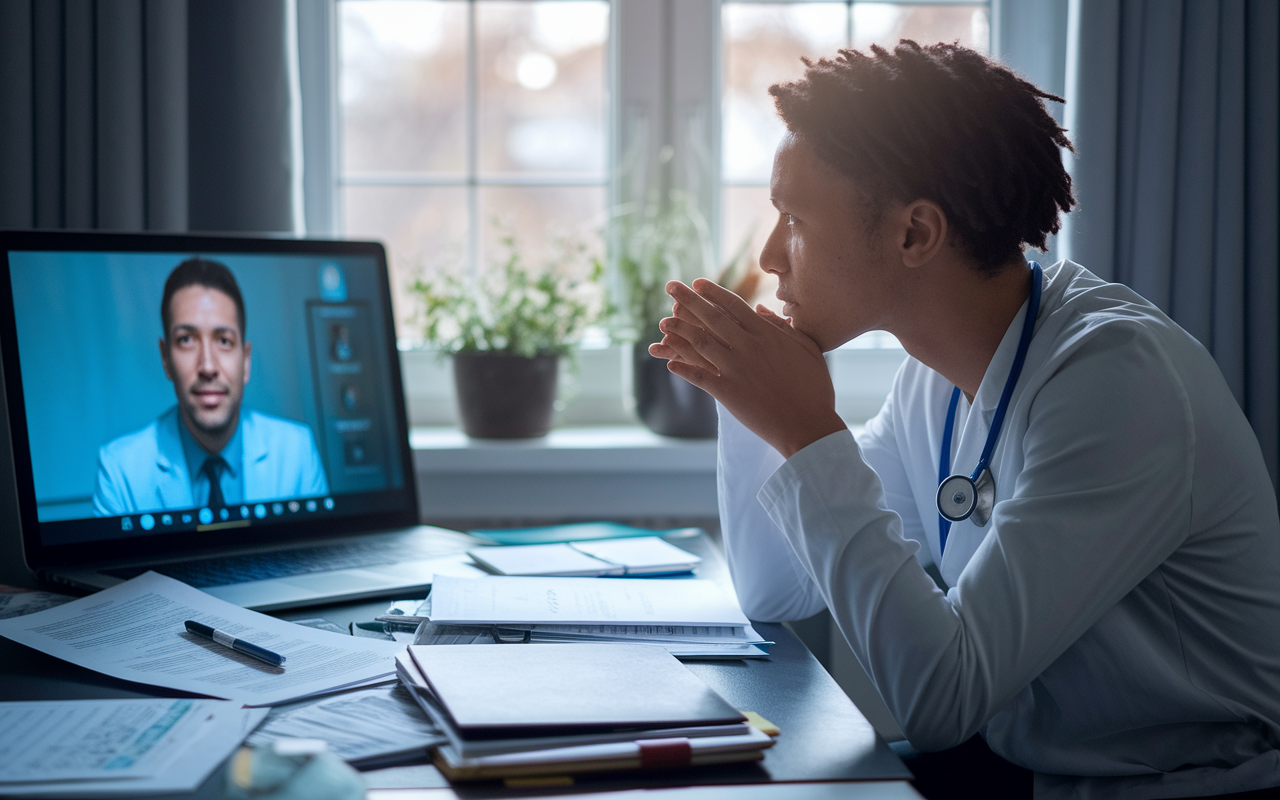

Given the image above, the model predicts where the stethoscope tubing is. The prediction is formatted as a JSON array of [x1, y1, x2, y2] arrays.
[[937, 262, 1043, 555]]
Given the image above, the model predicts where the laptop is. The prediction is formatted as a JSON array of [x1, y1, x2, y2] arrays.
[[0, 230, 485, 611]]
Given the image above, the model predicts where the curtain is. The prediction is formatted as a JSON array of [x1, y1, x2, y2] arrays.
[[1061, 0, 1280, 485], [0, 0, 303, 234]]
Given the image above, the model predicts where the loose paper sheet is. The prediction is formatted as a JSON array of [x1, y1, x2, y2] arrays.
[[0, 699, 266, 797], [246, 683, 444, 765], [428, 575, 750, 626], [0, 698, 220, 782], [0, 572, 403, 706]]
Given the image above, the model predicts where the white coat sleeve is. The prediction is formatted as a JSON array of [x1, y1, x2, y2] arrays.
[[855, 375, 931, 562], [716, 403, 827, 622], [757, 327, 1194, 750]]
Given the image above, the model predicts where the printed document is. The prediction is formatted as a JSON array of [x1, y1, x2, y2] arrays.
[[0, 572, 403, 706], [0, 698, 265, 796], [246, 684, 445, 766]]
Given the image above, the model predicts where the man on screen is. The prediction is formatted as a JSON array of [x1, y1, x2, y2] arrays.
[[93, 258, 328, 516]]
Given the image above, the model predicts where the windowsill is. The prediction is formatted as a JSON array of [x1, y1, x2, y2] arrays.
[[411, 425, 717, 472], [410, 425, 719, 523], [409, 422, 862, 525]]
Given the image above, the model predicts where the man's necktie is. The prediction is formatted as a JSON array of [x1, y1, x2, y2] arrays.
[[200, 456, 226, 509]]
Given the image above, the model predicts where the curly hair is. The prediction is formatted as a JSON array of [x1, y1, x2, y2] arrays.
[[770, 40, 1076, 273]]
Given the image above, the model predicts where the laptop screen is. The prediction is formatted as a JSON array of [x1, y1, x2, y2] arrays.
[[0, 232, 418, 569]]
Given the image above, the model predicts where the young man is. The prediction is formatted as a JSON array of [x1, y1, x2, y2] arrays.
[[651, 42, 1280, 798], [93, 258, 328, 516]]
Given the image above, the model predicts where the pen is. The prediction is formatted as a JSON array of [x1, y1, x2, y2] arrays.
[[184, 620, 286, 667]]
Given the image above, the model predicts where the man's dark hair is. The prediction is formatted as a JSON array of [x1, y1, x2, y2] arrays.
[[770, 40, 1076, 273], [161, 258, 246, 340]]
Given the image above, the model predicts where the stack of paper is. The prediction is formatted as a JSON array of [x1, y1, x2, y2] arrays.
[[417, 575, 772, 659], [0, 572, 404, 706], [396, 643, 774, 781], [0, 698, 266, 797]]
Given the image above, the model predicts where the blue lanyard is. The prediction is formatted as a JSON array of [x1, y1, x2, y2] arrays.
[[937, 262, 1043, 556]]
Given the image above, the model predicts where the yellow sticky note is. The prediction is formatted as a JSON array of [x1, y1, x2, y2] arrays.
[[742, 710, 781, 736]]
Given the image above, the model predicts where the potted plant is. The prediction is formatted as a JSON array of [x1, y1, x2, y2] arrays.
[[410, 233, 600, 439], [612, 191, 759, 438]]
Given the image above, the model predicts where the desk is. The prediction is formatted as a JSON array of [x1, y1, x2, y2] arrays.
[[0, 531, 915, 798]]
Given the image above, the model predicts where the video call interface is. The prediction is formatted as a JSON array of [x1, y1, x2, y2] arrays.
[[6, 249, 408, 547]]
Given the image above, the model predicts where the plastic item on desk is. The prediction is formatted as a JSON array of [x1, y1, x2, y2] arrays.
[[220, 739, 364, 800]]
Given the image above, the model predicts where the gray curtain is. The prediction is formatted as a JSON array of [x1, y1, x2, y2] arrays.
[[0, 0, 301, 234], [1061, 0, 1280, 485]]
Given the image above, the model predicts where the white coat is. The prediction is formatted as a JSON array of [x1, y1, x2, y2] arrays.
[[719, 261, 1280, 798]]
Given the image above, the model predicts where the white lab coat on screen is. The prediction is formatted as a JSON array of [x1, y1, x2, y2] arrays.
[[719, 261, 1280, 799]]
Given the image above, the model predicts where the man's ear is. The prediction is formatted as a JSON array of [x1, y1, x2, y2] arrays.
[[243, 341, 252, 386], [898, 200, 948, 269], [159, 338, 173, 382]]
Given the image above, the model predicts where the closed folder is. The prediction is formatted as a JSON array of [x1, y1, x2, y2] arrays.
[[408, 643, 744, 738]]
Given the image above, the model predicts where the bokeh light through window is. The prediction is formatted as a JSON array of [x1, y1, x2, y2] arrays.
[[339, 1, 608, 337]]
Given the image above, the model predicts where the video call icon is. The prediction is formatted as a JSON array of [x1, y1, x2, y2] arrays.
[[331, 324, 353, 362], [319, 263, 347, 302], [341, 383, 359, 411]]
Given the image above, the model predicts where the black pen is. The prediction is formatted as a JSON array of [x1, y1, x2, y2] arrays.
[[184, 620, 286, 667]]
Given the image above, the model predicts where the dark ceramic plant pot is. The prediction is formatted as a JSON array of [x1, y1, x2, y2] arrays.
[[453, 351, 559, 439], [633, 343, 718, 438]]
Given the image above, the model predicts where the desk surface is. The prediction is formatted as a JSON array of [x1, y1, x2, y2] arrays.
[[0, 531, 912, 798]]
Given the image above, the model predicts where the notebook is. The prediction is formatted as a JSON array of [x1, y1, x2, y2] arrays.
[[0, 230, 482, 610]]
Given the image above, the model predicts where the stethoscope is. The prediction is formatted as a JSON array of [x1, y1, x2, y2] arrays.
[[936, 262, 1042, 556]]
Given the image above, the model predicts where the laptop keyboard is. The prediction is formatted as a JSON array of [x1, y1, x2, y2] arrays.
[[103, 536, 465, 588]]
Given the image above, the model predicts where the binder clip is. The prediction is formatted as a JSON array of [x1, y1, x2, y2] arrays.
[[488, 625, 532, 644]]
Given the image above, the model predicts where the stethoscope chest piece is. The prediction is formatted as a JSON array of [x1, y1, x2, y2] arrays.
[[936, 469, 995, 526]]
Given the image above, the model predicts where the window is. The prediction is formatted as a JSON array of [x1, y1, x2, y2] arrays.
[[338, 0, 609, 338], [334, 0, 992, 427]]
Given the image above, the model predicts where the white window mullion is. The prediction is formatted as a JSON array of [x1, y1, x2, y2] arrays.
[[465, 0, 480, 278]]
